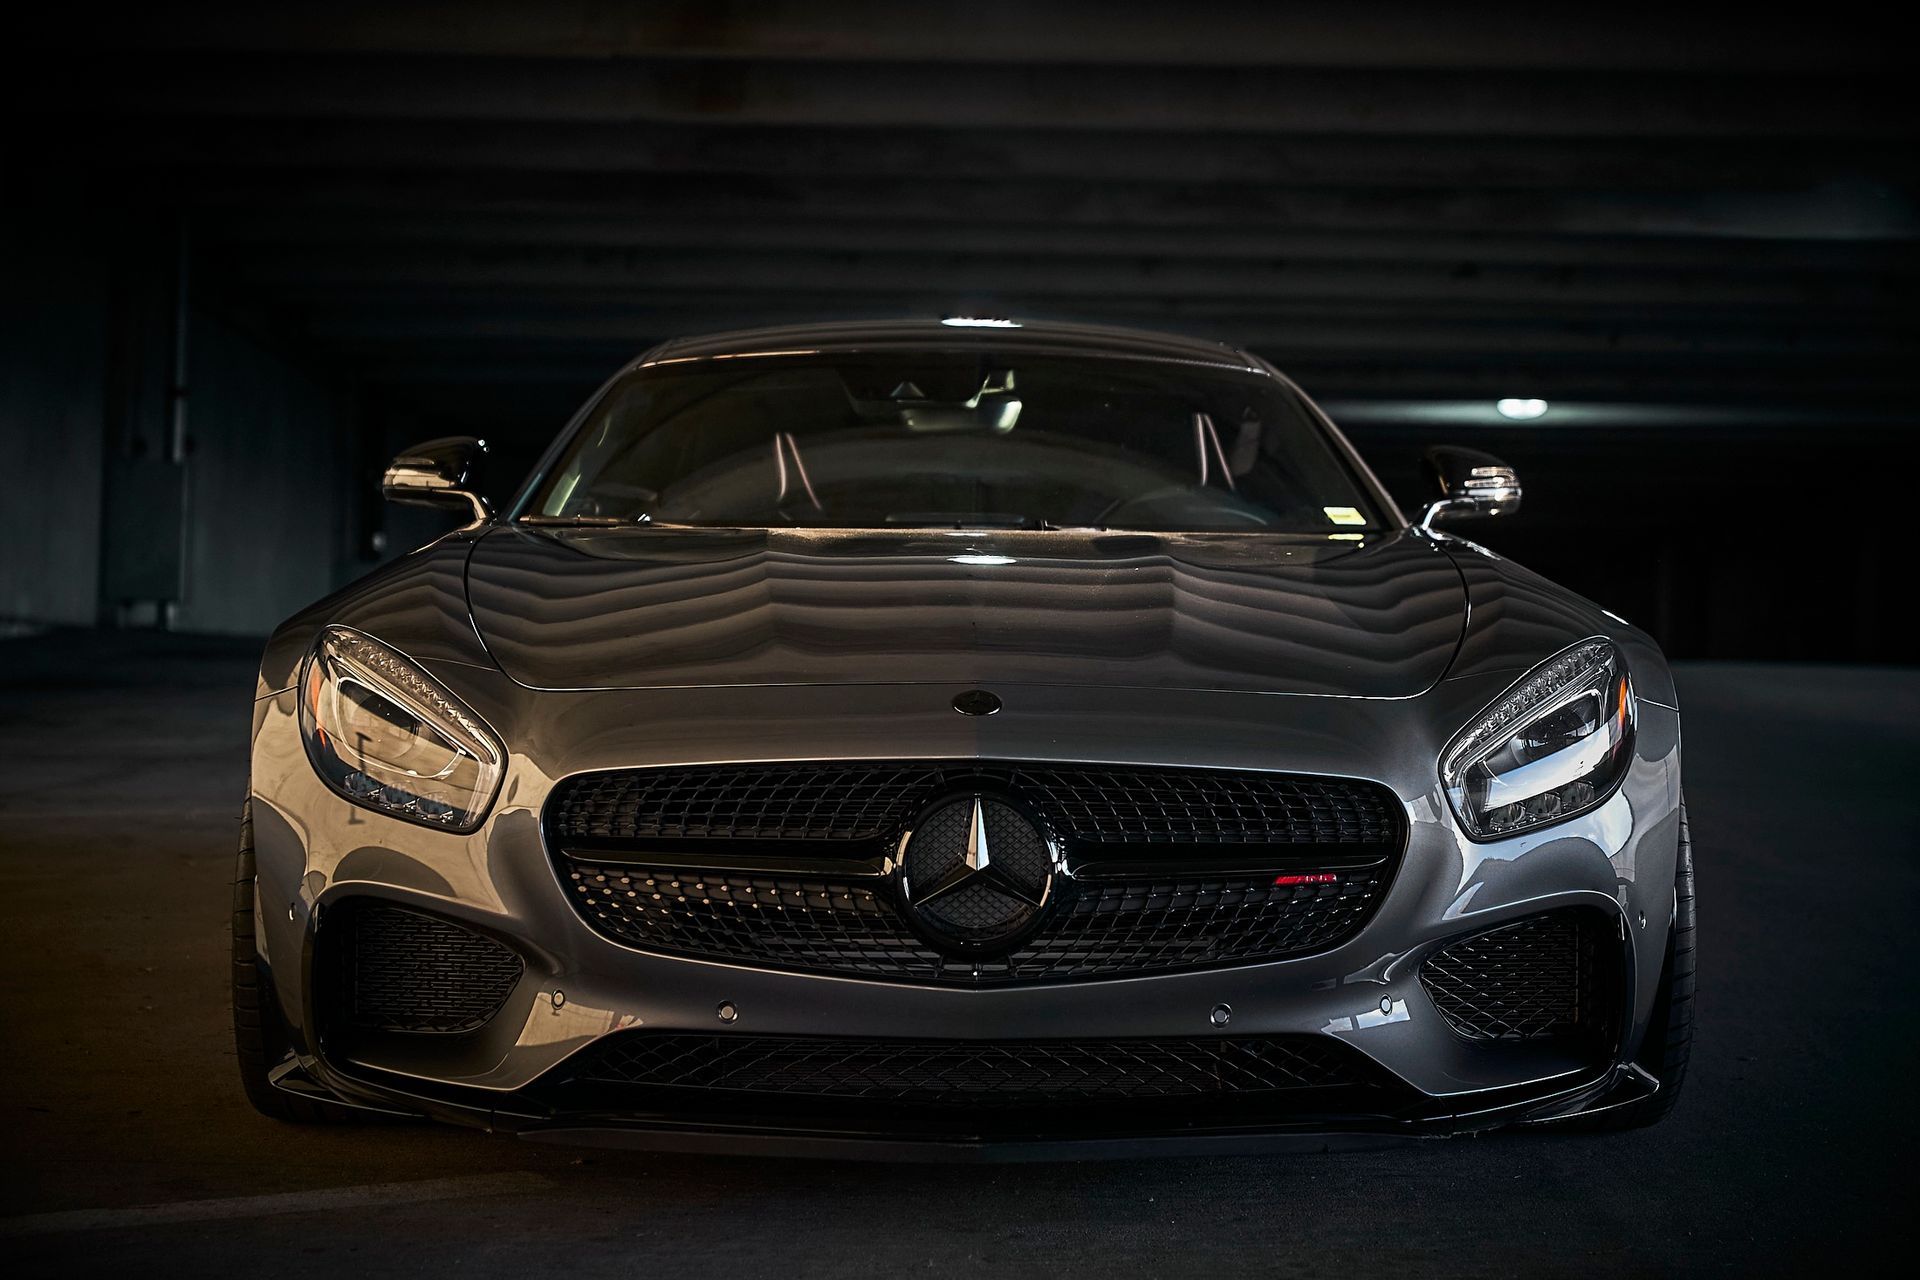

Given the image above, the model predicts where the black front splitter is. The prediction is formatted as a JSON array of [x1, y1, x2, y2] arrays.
[[274, 1054, 1655, 1163]]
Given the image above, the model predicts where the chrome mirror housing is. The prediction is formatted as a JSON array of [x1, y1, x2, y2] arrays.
[[382, 436, 491, 522], [1417, 445, 1521, 532]]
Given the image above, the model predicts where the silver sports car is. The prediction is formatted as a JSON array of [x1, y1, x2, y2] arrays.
[[236, 319, 1692, 1157]]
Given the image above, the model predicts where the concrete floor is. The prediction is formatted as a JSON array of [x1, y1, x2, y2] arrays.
[[2, 630, 1915, 1277]]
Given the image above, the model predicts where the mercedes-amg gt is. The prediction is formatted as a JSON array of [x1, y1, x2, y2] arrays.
[[234, 319, 1692, 1156]]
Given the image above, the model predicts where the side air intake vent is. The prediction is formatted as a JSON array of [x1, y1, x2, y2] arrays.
[[329, 901, 523, 1035], [1419, 910, 1611, 1042]]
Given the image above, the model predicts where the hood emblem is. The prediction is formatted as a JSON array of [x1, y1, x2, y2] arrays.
[[952, 689, 1001, 717], [898, 795, 1057, 953]]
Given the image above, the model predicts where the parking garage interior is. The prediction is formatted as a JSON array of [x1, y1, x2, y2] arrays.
[[2, 5, 1915, 1276]]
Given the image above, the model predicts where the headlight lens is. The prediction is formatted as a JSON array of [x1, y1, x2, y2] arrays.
[[298, 627, 505, 830], [1441, 639, 1635, 840]]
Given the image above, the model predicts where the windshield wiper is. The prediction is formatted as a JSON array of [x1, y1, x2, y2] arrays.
[[884, 512, 1035, 529], [517, 513, 658, 526]]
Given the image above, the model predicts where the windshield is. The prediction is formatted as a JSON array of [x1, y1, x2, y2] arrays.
[[524, 352, 1383, 533]]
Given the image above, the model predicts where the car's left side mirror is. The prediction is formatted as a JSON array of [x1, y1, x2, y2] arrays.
[[382, 436, 491, 522], [1417, 445, 1521, 532]]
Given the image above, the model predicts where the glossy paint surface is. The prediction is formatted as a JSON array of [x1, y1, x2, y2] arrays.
[[466, 527, 1466, 697], [245, 321, 1684, 1148]]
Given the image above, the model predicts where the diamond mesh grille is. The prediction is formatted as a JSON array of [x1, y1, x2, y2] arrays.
[[563, 1032, 1383, 1103], [332, 902, 523, 1034], [549, 762, 1397, 847], [562, 861, 1388, 984], [1021, 766, 1393, 845], [548, 760, 1402, 984], [1419, 911, 1600, 1041]]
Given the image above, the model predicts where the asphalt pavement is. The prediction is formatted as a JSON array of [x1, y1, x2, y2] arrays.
[[2, 630, 1914, 1277]]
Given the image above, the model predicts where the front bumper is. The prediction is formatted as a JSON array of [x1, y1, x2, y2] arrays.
[[246, 670, 1684, 1154]]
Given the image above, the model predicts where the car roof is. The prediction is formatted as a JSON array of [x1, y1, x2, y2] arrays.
[[643, 319, 1264, 370]]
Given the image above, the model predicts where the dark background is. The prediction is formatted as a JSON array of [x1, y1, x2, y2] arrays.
[[4, 11, 1919, 1275], [2, 2, 1914, 659]]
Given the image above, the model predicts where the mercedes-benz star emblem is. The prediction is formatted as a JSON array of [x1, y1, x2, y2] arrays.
[[897, 795, 1058, 953]]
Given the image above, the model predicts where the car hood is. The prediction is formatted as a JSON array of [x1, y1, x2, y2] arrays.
[[465, 526, 1467, 698]]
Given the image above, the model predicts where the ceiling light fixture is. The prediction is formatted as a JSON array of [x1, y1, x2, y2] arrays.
[[1495, 398, 1549, 420]]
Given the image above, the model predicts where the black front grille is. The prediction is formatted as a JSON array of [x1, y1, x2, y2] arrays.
[[330, 902, 524, 1034], [547, 761, 1403, 984], [1022, 767, 1393, 846], [1419, 911, 1607, 1041], [561, 1031, 1387, 1105], [563, 861, 1387, 984], [549, 762, 1397, 847]]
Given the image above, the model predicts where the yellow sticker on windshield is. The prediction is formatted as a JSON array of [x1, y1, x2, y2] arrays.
[[1323, 506, 1367, 526]]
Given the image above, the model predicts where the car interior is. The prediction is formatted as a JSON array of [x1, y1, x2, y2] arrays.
[[533, 357, 1376, 532]]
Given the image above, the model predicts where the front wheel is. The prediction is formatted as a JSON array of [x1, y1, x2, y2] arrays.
[[1575, 796, 1696, 1130], [231, 798, 358, 1124]]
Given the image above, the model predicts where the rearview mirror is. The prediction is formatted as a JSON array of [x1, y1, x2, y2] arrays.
[[382, 437, 491, 522], [1417, 445, 1521, 532]]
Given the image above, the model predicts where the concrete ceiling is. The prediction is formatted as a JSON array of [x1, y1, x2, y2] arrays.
[[9, 1, 1916, 431]]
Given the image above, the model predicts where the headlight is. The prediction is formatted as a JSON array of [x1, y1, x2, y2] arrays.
[[1441, 639, 1635, 840], [298, 626, 505, 831]]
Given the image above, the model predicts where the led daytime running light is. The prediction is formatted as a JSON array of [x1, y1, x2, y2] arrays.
[[298, 627, 505, 831]]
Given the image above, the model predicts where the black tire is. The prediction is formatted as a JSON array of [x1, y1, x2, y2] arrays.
[[232, 798, 355, 1123], [1574, 795, 1696, 1130]]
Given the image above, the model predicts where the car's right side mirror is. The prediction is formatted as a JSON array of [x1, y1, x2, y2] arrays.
[[1417, 445, 1522, 531], [382, 436, 491, 522]]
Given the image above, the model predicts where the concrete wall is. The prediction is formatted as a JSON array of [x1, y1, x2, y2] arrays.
[[0, 219, 360, 636], [0, 236, 110, 625], [172, 313, 355, 634]]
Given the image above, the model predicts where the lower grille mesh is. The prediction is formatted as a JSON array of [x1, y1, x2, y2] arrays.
[[563, 1032, 1385, 1103], [333, 902, 523, 1034], [1419, 911, 1603, 1041]]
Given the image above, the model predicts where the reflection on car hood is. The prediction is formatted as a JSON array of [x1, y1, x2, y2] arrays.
[[465, 526, 1467, 697]]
